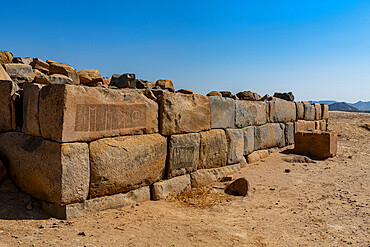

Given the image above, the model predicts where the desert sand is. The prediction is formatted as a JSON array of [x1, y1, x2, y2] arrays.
[[0, 111, 369, 246]]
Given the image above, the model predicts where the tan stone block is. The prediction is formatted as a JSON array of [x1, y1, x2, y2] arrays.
[[78, 69, 103, 86], [319, 120, 327, 131], [151, 174, 191, 200], [314, 103, 322, 120], [199, 129, 227, 169], [0, 51, 13, 64], [321, 104, 329, 120], [39, 84, 158, 142], [22, 83, 44, 136], [49, 63, 80, 84], [89, 134, 167, 198], [254, 123, 285, 150], [159, 92, 211, 135], [247, 150, 269, 163], [156, 79, 174, 92], [268, 98, 296, 123], [295, 102, 304, 120], [0, 132, 89, 205], [235, 101, 267, 127], [294, 131, 337, 159], [225, 129, 244, 164], [3, 64, 35, 84], [304, 104, 315, 121]]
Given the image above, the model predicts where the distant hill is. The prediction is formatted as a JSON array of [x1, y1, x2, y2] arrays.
[[350, 101, 370, 111], [328, 102, 359, 112], [309, 100, 337, 105]]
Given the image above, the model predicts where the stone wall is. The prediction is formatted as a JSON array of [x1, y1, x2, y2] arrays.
[[0, 52, 329, 219]]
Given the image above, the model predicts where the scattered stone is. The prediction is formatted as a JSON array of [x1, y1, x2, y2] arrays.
[[294, 131, 338, 159], [199, 129, 227, 169], [110, 73, 136, 88], [151, 174, 191, 200], [260, 94, 270, 101], [221, 175, 233, 182], [3, 64, 35, 84], [156, 79, 174, 92], [33, 69, 49, 84], [49, 63, 80, 84], [284, 169, 291, 173], [207, 91, 222, 97], [12, 57, 32, 65], [103, 77, 111, 85], [0, 160, 7, 183], [30, 58, 49, 74], [235, 101, 267, 127], [45, 74, 74, 84], [236, 91, 261, 101], [78, 232, 86, 236], [247, 150, 269, 164], [219, 91, 233, 98], [0, 51, 13, 64], [209, 96, 236, 129], [225, 178, 249, 196], [78, 69, 103, 86], [225, 129, 244, 164], [273, 92, 294, 101], [176, 88, 193, 94]]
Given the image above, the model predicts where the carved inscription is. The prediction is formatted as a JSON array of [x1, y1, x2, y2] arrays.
[[75, 104, 147, 132], [172, 146, 195, 170]]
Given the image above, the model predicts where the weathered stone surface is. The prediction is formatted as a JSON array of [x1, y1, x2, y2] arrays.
[[294, 131, 338, 159], [46, 74, 74, 84], [30, 58, 49, 74], [199, 129, 227, 169], [3, 64, 35, 83], [39, 84, 158, 142], [12, 57, 32, 65], [42, 186, 150, 220], [22, 83, 44, 136], [49, 63, 80, 84], [156, 79, 174, 92], [267, 97, 296, 123], [247, 150, 269, 163], [314, 103, 322, 120], [190, 163, 241, 188], [159, 92, 211, 135], [285, 122, 295, 145], [78, 69, 103, 86], [210, 96, 236, 129], [321, 104, 329, 120], [89, 134, 166, 198], [207, 91, 222, 97], [235, 101, 267, 127], [0, 65, 12, 81], [319, 120, 327, 131], [220, 91, 233, 98], [225, 129, 244, 164], [236, 91, 261, 101], [0, 51, 13, 64], [167, 133, 200, 178], [0, 160, 7, 183], [296, 102, 304, 120], [243, 126, 255, 155], [176, 88, 193, 94], [295, 120, 316, 132], [273, 92, 294, 101], [225, 178, 249, 196], [151, 174, 191, 200], [0, 132, 89, 205], [260, 94, 270, 101], [33, 69, 49, 84], [304, 104, 315, 121], [103, 77, 111, 85], [0, 78, 18, 132], [254, 123, 285, 150], [240, 156, 247, 168]]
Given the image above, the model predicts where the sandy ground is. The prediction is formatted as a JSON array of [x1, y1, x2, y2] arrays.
[[0, 111, 369, 246]]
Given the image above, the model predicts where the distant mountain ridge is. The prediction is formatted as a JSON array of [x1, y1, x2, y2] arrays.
[[309, 100, 370, 111], [328, 102, 359, 112]]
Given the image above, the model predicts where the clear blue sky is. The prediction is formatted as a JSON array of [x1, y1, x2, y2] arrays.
[[1, 0, 369, 102]]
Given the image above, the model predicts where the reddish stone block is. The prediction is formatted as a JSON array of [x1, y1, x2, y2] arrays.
[[294, 131, 337, 159]]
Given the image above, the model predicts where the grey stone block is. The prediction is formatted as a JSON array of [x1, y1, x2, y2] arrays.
[[22, 83, 44, 136], [296, 102, 304, 120], [151, 174, 191, 200], [243, 126, 255, 155], [235, 101, 267, 127], [199, 129, 227, 169], [268, 98, 296, 123], [254, 123, 285, 150], [209, 96, 236, 129], [285, 122, 295, 145], [304, 104, 315, 121], [314, 103, 322, 120], [225, 129, 244, 164]]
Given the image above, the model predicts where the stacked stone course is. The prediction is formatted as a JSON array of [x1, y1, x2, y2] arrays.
[[0, 51, 329, 219]]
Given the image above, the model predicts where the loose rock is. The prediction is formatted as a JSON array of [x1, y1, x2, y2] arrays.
[[207, 91, 222, 97], [225, 178, 249, 196], [236, 91, 261, 101], [78, 69, 103, 86], [156, 79, 174, 92], [3, 64, 35, 84], [273, 92, 294, 101], [0, 51, 13, 64]]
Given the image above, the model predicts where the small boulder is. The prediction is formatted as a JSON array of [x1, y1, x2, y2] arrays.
[[236, 91, 261, 101], [273, 92, 294, 102], [176, 89, 193, 94], [225, 177, 249, 196], [156, 79, 174, 92], [33, 69, 50, 84], [0, 51, 13, 64], [110, 73, 136, 88], [30, 58, 50, 74], [78, 69, 103, 86], [47, 74, 74, 84], [219, 91, 233, 98], [3, 64, 35, 83], [0, 160, 7, 183], [207, 91, 222, 97], [102, 77, 111, 85], [12, 57, 32, 65], [49, 63, 80, 84], [260, 94, 270, 101]]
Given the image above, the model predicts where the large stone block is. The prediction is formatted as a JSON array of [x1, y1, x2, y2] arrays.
[[0, 132, 89, 205], [209, 96, 235, 129], [304, 104, 315, 121], [42, 186, 150, 220], [285, 122, 295, 145], [254, 123, 285, 150], [199, 129, 227, 169], [314, 103, 322, 120], [267, 98, 296, 123], [89, 134, 167, 198], [0, 78, 18, 132], [225, 129, 244, 164], [321, 104, 329, 120], [39, 84, 158, 142], [294, 131, 337, 159], [190, 163, 241, 188], [235, 101, 267, 127], [159, 92, 211, 135], [3, 64, 35, 84], [0, 51, 13, 64], [22, 83, 44, 136], [296, 102, 304, 120], [166, 133, 200, 178], [151, 174, 191, 200], [49, 63, 80, 84], [243, 126, 255, 155]]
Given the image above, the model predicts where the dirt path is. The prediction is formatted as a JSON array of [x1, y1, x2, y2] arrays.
[[0, 111, 369, 246]]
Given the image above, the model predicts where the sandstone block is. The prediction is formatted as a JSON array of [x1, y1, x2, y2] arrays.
[[268, 97, 296, 123], [314, 103, 322, 120], [294, 131, 338, 159], [167, 133, 200, 178], [42, 186, 150, 219], [295, 120, 315, 133], [0, 51, 13, 64], [273, 92, 294, 101], [190, 163, 241, 188], [319, 120, 327, 131], [243, 126, 255, 155], [247, 150, 269, 163], [321, 104, 329, 120], [0, 78, 18, 132], [89, 134, 167, 198], [156, 79, 174, 92], [254, 123, 285, 150], [151, 174, 191, 200], [207, 91, 222, 97], [235, 101, 267, 127], [285, 122, 295, 145], [159, 92, 211, 135], [304, 104, 315, 121], [30, 58, 49, 74], [49, 63, 80, 84], [296, 102, 304, 120], [39, 84, 158, 142], [236, 91, 261, 101], [199, 129, 227, 169], [0, 132, 89, 205], [3, 64, 35, 84], [209, 96, 236, 129], [78, 69, 103, 86], [225, 129, 244, 164], [22, 83, 44, 136]]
